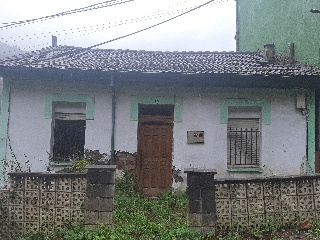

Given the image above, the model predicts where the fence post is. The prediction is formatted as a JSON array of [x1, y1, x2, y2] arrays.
[[85, 165, 117, 228], [184, 168, 217, 233]]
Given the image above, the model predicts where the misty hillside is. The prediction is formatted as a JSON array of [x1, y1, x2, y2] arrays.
[[0, 41, 26, 59]]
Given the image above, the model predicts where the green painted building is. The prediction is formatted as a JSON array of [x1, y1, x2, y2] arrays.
[[236, 0, 320, 65]]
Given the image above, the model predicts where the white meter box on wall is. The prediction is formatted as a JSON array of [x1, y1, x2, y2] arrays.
[[187, 131, 204, 144]]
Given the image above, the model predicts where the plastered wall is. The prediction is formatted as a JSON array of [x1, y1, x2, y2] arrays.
[[5, 81, 308, 183]]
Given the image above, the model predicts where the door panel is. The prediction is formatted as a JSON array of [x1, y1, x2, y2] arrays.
[[138, 121, 173, 197]]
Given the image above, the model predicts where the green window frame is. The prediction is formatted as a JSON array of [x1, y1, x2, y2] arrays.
[[220, 99, 271, 125], [44, 94, 95, 119], [130, 96, 183, 122]]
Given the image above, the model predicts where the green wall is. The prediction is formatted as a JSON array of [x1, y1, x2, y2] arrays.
[[238, 0, 320, 65]]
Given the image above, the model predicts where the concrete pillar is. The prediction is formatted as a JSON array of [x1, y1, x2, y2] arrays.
[[85, 165, 117, 228], [184, 168, 217, 233]]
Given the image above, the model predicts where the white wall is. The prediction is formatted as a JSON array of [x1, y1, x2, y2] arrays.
[[7, 87, 49, 171], [6, 81, 113, 172], [6, 81, 307, 184], [113, 90, 307, 187], [114, 93, 138, 153], [170, 93, 307, 187]]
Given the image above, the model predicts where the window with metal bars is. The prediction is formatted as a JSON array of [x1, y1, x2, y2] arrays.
[[227, 118, 261, 167]]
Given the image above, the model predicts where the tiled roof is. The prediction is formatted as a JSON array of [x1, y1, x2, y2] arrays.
[[0, 46, 319, 77]]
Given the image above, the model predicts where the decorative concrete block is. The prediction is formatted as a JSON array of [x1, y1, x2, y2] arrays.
[[71, 209, 85, 222], [55, 207, 71, 222], [24, 206, 39, 222]]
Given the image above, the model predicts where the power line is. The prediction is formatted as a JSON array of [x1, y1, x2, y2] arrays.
[[88, 0, 216, 49], [0, 0, 134, 30], [1, 0, 227, 56], [1, 0, 220, 51], [0, 0, 194, 43], [17, 0, 218, 60]]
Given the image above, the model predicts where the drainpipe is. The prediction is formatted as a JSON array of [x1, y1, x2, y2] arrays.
[[0, 78, 11, 186], [307, 90, 316, 174], [110, 74, 116, 164]]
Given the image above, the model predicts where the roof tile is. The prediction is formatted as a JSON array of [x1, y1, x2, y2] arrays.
[[0, 46, 319, 77]]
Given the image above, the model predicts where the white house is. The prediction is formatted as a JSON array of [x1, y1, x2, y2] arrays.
[[0, 45, 319, 196]]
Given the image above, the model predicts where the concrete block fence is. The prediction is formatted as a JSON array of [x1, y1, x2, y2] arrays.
[[2, 166, 320, 236], [0, 165, 116, 237], [184, 169, 320, 231]]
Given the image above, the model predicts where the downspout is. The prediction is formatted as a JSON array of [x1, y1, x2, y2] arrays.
[[0, 78, 11, 185], [307, 90, 316, 174], [110, 74, 116, 164]]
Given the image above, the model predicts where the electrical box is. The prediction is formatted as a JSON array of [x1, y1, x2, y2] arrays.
[[187, 131, 204, 144], [296, 94, 306, 109]]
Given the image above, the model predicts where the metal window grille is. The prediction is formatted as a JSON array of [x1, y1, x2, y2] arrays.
[[227, 118, 260, 167]]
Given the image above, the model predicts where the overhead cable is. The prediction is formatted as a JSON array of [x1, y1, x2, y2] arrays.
[[1, 0, 225, 57], [0, 0, 134, 30], [1, 0, 210, 44], [41, 0, 217, 61], [88, 0, 216, 49]]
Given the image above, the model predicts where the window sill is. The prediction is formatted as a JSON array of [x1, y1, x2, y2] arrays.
[[49, 161, 73, 166], [227, 167, 263, 173]]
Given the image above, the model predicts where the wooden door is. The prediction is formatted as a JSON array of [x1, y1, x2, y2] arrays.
[[137, 107, 173, 197]]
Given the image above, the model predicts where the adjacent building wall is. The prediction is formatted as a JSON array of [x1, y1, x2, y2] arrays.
[[237, 0, 320, 65], [3, 79, 309, 186]]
